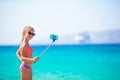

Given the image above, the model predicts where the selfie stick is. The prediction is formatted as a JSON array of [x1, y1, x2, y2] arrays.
[[37, 34, 58, 59]]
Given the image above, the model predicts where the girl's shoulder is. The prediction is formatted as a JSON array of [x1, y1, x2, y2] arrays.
[[17, 42, 28, 53], [20, 42, 29, 49]]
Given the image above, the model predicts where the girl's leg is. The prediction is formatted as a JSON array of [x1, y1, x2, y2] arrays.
[[28, 69, 32, 80], [20, 68, 32, 80]]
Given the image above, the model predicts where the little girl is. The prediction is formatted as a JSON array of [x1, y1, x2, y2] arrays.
[[16, 25, 38, 80]]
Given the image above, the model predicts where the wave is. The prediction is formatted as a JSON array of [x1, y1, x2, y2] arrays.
[[33, 72, 94, 80]]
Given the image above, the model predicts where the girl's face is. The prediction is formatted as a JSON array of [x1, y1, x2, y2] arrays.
[[25, 29, 35, 40]]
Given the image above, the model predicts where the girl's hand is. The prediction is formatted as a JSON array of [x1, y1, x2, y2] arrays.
[[32, 57, 38, 62]]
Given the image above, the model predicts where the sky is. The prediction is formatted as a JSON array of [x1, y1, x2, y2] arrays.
[[0, 0, 120, 45]]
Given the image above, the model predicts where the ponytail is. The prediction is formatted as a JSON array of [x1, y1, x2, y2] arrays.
[[21, 35, 24, 42]]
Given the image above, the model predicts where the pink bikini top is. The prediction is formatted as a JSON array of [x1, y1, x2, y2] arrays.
[[26, 47, 33, 54]]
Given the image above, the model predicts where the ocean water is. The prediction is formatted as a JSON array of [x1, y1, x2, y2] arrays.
[[0, 44, 120, 80]]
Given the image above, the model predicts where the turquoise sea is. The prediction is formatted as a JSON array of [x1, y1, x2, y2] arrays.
[[0, 44, 120, 80]]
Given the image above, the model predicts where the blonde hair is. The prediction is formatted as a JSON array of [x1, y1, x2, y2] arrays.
[[21, 25, 34, 41]]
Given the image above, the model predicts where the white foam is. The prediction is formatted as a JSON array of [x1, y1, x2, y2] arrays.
[[33, 72, 93, 80]]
